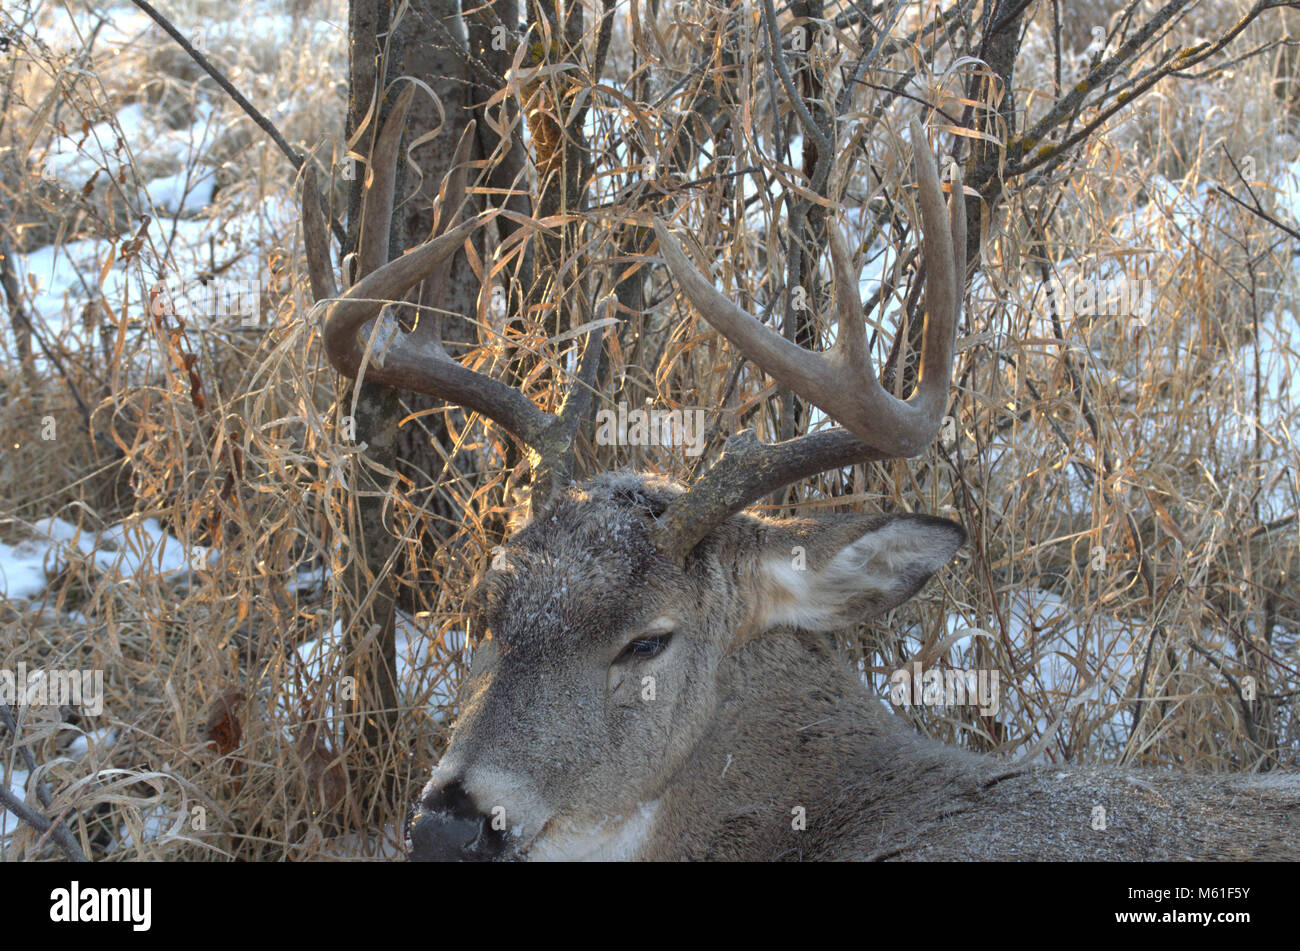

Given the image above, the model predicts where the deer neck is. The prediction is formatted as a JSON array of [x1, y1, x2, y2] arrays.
[[641, 627, 932, 860]]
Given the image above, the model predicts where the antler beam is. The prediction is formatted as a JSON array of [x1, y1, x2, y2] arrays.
[[300, 85, 603, 502], [649, 119, 967, 562]]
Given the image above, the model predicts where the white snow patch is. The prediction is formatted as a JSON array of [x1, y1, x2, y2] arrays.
[[0, 516, 213, 601]]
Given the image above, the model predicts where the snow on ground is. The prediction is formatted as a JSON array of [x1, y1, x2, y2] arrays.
[[106, 804, 183, 855], [3, 5, 316, 366], [0, 0, 427, 858], [290, 616, 465, 734], [310, 820, 408, 860], [0, 536, 52, 601], [31, 5, 342, 58], [0, 516, 213, 600], [144, 166, 218, 217], [1275, 156, 1300, 225], [0, 767, 31, 845], [64, 727, 118, 760], [10, 194, 294, 347]]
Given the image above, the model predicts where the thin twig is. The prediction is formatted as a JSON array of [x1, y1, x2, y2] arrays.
[[760, 0, 831, 154], [0, 703, 88, 861], [1212, 185, 1300, 245], [0, 787, 89, 862]]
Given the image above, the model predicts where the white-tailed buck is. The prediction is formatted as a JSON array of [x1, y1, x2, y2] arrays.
[[301, 94, 1300, 861]]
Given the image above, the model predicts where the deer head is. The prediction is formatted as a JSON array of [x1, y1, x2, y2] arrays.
[[301, 94, 967, 860]]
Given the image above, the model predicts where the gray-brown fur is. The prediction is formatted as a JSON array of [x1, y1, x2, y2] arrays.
[[409, 472, 1299, 861]]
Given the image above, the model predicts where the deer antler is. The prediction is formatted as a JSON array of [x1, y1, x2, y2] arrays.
[[300, 85, 604, 503], [649, 119, 967, 562]]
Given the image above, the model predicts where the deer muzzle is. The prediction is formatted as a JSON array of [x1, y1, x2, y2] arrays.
[[407, 778, 508, 862]]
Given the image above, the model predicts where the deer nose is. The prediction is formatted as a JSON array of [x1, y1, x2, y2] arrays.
[[408, 778, 506, 862]]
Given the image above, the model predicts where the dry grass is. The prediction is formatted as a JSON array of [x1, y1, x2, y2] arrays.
[[0, 0, 1296, 861]]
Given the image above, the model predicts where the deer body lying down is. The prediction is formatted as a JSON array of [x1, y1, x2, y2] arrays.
[[407, 473, 1300, 861]]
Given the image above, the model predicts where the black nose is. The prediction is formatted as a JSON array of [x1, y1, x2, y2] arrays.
[[407, 779, 507, 862]]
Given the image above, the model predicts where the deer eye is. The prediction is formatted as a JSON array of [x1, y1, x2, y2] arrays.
[[618, 633, 672, 662]]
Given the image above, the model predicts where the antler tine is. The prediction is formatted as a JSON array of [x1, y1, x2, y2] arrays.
[[301, 162, 338, 303], [355, 83, 414, 281], [900, 117, 965, 430], [301, 87, 605, 504], [648, 120, 966, 564], [527, 299, 609, 504]]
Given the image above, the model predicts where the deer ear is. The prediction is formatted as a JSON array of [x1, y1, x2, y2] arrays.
[[745, 514, 965, 635]]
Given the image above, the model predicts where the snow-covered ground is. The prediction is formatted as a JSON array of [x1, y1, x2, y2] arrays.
[[2, 6, 318, 371], [0, 515, 212, 598], [0, 3, 356, 857]]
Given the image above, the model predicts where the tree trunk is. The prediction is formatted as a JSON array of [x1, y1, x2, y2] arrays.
[[339, 0, 478, 821]]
